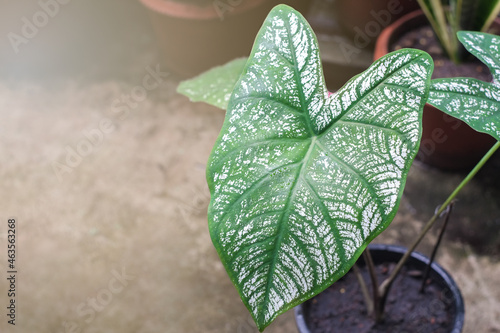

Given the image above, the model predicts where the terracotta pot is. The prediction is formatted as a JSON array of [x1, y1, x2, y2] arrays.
[[139, 0, 312, 78], [295, 244, 465, 333], [374, 10, 497, 171], [333, 0, 420, 47]]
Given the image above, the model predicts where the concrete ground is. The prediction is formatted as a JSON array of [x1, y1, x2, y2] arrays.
[[0, 1, 499, 332]]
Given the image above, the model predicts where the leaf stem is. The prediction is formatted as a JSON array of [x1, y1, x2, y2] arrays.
[[352, 264, 373, 315], [378, 141, 500, 302], [419, 202, 454, 293], [417, 0, 459, 62], [363, 249, 382, 321]]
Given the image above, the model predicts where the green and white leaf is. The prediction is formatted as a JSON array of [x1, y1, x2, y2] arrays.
[[207, 5, 433, 331], [457, 31, 500, 83], [177, 57, 247, 109], [429, 32, 500, 141]]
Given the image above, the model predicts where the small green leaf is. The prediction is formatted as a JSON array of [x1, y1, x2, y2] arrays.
[[207, 5, 433, 331], [177, 57, 247, 109], [428, 32, 500, 141]]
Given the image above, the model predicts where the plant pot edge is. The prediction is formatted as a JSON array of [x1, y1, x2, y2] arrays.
[[294, 244, 465, 333], [138, 0, 267, 20], [138, 0, 312, 78]]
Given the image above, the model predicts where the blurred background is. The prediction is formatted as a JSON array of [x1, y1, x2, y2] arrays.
[[0, 0, 413, 83], [0, 0, 153, 80]]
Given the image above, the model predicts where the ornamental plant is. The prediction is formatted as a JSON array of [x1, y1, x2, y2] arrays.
[[178, 6, 500, 332]]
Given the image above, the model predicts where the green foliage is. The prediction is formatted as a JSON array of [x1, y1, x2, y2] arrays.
[[429, 31, 500, 141], [416, 0, 500, 62], [182, 5, 433, 331], [177, 58, 247, 110], [178, 5, 500, 331]]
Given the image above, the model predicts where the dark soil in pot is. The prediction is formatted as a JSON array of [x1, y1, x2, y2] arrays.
[[304, 263, 452, 332], [295, 244, 464, 333], [392, 25, 493, 82]]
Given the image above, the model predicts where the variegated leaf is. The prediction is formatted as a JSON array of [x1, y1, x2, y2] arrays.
[[206, 5, 433, 331], [429, 32, 500, 141], [458, 31, 500, 83]]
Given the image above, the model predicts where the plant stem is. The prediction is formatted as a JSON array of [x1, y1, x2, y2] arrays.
[[352, 264, 373, 315], [363, 250, 382, 321], [378, 141, 500, 302], [417, 0, 459, 62], [419, 202, 454, 293], [480, 1, 500, 32]]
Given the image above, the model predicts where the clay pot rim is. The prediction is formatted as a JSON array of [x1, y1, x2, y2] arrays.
[[138, 0, 267, 20], [375, 8, 500, 61], [294, 244, 465, 333], [374, 9, 428, 60]]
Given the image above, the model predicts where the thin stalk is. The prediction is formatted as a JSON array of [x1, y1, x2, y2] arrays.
[[363, 250, 382, 321], [416, 0, 448, 51], [378, 141, 500, 301], [450, 0, 461, 58], [430, 0, 458, 62], [480, 1, 500, 32], [352, 264, 373, 315], [452, 0, 462, 33], [419, 203, 454, 293]]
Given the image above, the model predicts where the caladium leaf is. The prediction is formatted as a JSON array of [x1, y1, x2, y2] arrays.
[[177, 57, 247, 109], [457, 31, 500, 83], [207, 5, 433, 331], [429, 32, 500, 141]]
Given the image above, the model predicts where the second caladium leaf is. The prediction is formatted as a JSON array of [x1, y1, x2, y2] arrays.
[[207, 5, 433, 331], [429, 31, 500, 141]]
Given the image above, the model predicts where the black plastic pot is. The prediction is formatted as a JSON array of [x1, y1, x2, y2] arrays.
[[295, 244, 465, 333]]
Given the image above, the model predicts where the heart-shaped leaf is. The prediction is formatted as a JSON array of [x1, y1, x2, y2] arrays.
[[429, 32, 500, 141], [207, 5, 433, 331]]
